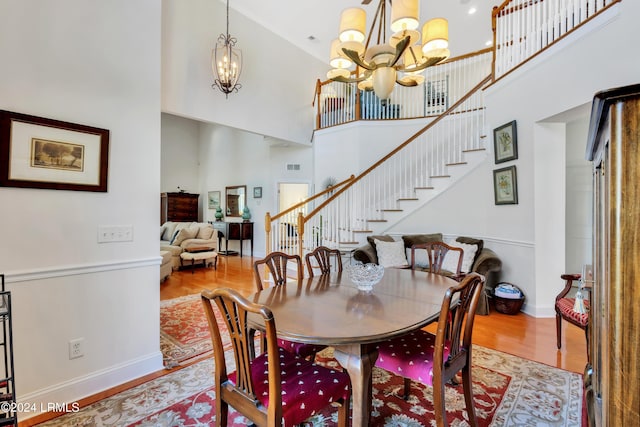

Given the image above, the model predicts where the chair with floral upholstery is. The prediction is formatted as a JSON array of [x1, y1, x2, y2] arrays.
[[375, 273, 485, 427], [555, 273, 590, 358], [201, 288, 351, 426], [305, 246, 343, 277]]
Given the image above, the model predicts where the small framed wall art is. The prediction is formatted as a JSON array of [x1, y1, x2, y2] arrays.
[[493, 165, 518, 205], [493, 120, 518, 164], [0, 110, 109, 192], [208, 190, 221, 209], [253, 186, 262, 199]]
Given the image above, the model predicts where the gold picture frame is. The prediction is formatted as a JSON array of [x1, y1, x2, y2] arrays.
[[0, 110, 109, 192]]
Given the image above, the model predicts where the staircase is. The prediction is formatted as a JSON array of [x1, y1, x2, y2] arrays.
[[265, 0, 619, 259]]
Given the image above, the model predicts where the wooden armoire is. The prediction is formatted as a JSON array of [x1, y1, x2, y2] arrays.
[[160, 192, 199, 224], [585, 83, 640, 426]]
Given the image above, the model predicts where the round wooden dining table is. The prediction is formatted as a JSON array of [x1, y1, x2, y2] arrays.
[[250, 267, 457, 427]]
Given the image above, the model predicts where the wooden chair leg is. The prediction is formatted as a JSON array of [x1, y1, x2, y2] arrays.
[[433, 380, 447, 427], [403, 377, 411, 400], [216, 395, 228, 427], [336, 394, 350, 427], [461, 365, 478, 427], [556, 313, 562, 349]]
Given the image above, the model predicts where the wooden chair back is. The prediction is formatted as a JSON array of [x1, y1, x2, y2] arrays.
[[411, 241, 464, 276], [305, 246, 343, 276], [253, 251, 303, 291], [201, 287, 351, 426]]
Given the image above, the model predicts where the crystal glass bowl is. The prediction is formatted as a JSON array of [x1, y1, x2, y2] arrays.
[[347, 263, 385, 292]]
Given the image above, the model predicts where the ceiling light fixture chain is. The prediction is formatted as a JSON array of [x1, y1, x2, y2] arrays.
[[212, 0, 242, 98], [327, 0, 450, 101]]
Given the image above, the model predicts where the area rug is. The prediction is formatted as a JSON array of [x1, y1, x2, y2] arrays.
[[160, 294, 215, 367], [36, 345, 584, 426]]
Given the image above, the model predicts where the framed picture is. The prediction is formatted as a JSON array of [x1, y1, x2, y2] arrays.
[[0, 110, 109, 192], [208, 190, 221, 209], [493, 165, 518, 205], [253, 186, 262, 198], [493, 120, 518, 164]]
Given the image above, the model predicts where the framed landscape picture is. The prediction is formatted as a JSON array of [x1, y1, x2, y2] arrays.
[[208, 190, 221, 209], [0, 110, 109, 192], [493, 120, 518, 164], [493, 165, 518, 205]]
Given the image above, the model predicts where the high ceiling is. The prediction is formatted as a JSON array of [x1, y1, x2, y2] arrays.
[[229, 0, 499, 64]]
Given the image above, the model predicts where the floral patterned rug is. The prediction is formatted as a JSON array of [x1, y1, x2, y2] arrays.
[[38, 294, 585, 426], [160, 294, 216, 367], [37, 346, 584, 427]]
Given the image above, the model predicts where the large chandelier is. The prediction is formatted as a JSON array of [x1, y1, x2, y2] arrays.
[[212, 0, 242, 98], [327, 0, 450, 101]]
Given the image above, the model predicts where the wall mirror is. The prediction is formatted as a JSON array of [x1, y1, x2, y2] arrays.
[[225, 185, 246, 217]]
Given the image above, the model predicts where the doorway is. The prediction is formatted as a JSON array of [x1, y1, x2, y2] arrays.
[[278, 182, 310, 213]]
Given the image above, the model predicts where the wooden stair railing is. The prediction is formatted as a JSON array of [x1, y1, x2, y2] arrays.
[[264, 175, 354, 258], [265, 74, 492, 258]]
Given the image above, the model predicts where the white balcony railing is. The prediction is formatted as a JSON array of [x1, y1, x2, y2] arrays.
[[493, 0, 620, 79]]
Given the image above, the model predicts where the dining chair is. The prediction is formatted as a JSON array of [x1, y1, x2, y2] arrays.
[[253, 252, 324, 359], [411, 241, 464, 278], [201, 288, 351, 427], [555, 273, 590, 358], [375, 273, 485, 427], [305, 246, 343, 277], [253, 251, 303, 290]]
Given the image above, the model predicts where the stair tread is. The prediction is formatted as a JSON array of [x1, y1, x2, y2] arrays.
[[339, 241, 359, 245], [352, 230, 372, 233], [415, 186, 435, 190], [366, 219, 388, 222], [430, 175, 451, 178], [445, 162, 467, 166], [462, 148, 486, 152], [381, 209, 403, 212], [397, 198, 418, 201]]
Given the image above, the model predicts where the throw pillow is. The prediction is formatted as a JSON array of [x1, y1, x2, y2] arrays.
[[402, 233, 443, 248], [456, 236, 484, 267], [161, 222, 177, 241], [441, 242, 478, 274], [196, 224, 215, 240], [375, 239, 409, 268], [367, 235, 394, 252], [171, 226, 199, 246], [408, 246, 430, 269]]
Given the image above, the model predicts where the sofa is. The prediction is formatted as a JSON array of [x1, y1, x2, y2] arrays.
[[160, 221, 219, 270], [352, 233, 502, 315]]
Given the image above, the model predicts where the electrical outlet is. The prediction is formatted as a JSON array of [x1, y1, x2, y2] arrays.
[[69, 338, 84, 359]]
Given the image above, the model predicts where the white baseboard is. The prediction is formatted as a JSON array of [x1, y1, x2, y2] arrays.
[[18, 351, 164, 421]]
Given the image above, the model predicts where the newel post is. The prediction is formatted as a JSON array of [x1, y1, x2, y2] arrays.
[[265, 212, 271, 256], [297, 212, 304, 260]]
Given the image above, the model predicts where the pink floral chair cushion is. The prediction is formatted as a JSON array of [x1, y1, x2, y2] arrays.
[[229, 346, 350, 425], [556, 297, 589, 326], [376, 329, 451, 387]]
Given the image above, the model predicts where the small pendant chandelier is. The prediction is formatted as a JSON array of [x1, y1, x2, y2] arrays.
[[212, 0, 242, 98]]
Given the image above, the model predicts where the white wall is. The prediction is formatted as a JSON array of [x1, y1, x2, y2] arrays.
[[161, 113, 200, 196], [161, 0, 327, 145], [0, 0, 162, 419]]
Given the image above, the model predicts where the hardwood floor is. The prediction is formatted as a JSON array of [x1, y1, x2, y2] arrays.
[[22, 254, 587, 426], [161, 255, 588, 374]]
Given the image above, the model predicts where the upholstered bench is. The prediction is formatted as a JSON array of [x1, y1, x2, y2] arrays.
[[179, 248, 218, 273]]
